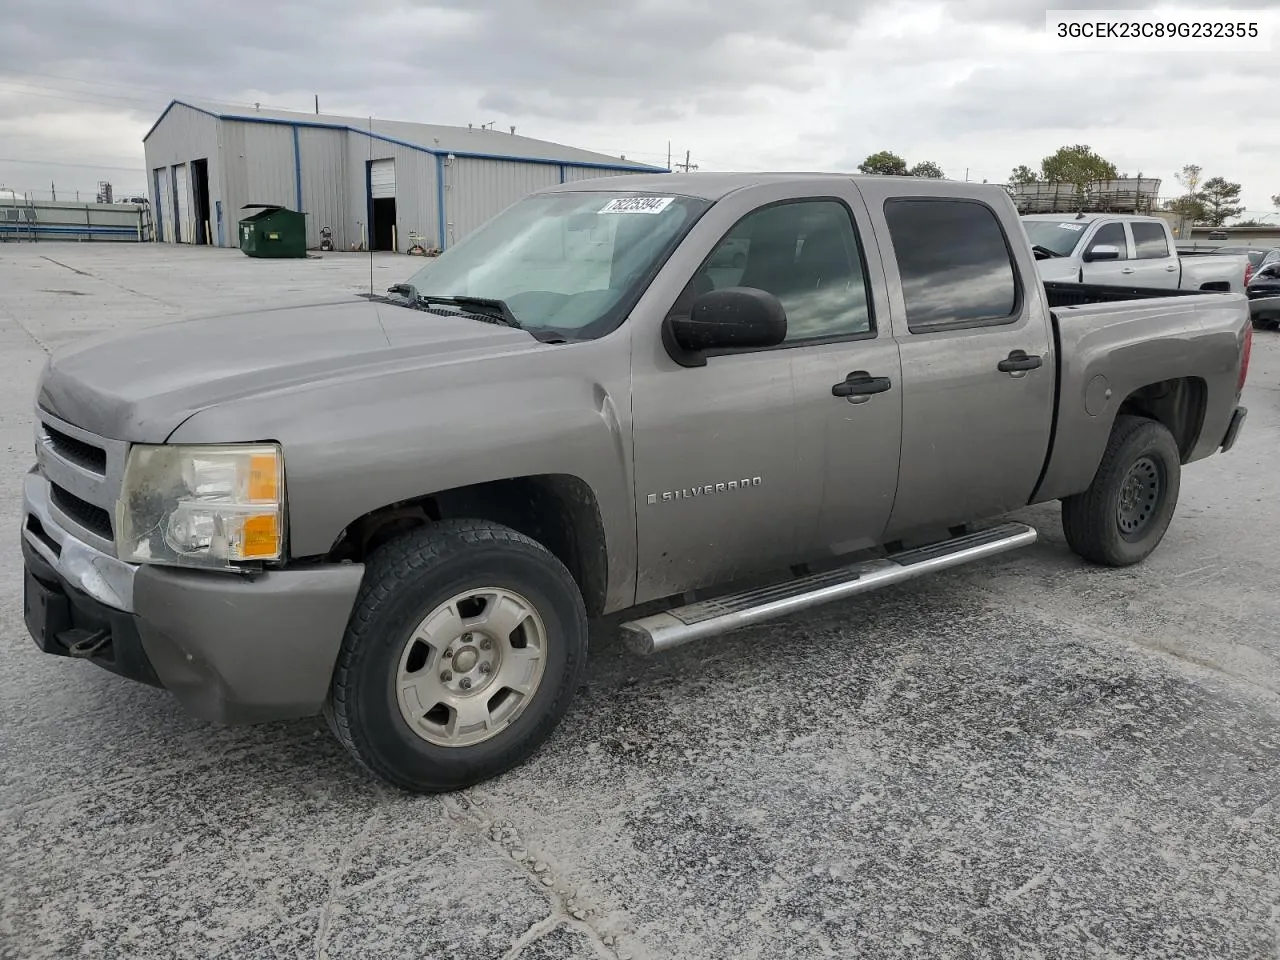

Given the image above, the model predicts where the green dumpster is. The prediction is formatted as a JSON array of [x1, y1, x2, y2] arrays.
[[238, 204, 307, 258]]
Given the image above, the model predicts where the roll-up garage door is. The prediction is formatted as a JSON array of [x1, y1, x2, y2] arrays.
[[370, 159, 396, 198], [155, 167, 172, 243], [173, 164, 192, 243]]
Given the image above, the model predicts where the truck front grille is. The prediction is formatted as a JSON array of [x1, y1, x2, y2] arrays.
[[34, 409, 128, 554], [43, 423, 107, 475], [49, 484, 113, 540]]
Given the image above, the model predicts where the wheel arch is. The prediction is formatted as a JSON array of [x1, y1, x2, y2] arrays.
[[324, 474, 610, 618], [1115, 376, 1207, 462]]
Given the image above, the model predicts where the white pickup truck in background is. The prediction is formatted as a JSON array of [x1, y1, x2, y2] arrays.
[[1022, 213, 1248, 294]]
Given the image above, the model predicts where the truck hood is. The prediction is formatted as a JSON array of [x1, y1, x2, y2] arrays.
[[1035, 258, 1079, 283], [37, 298, 537, 442]]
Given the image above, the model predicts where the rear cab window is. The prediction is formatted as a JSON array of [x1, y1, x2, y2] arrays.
[[882, 198, 1020, 332], [1131, 222, 1171, 259]]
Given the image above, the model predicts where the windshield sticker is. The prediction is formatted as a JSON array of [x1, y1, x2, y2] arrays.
[[598, 197, 675, 215], [1057, 223, 1085, 231]]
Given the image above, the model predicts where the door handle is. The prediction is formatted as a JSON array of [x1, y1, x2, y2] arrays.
[[1165, 264, 1178, 271], [997, 350, 1043, 373], [1120, 267, 1135, 274], [832, 371, 892, 400]]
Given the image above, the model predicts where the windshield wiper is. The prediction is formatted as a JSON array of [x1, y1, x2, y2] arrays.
[[386, 284, 523, 329], [1031, 244, 1063, 259], [426, 295, 522, 329]]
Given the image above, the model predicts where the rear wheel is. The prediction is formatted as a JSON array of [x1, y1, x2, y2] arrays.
[[1061, 415, 1181, 567], [326, 520, 588, 793]]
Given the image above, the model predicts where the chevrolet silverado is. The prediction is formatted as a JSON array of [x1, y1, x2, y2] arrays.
[[22, 174, 1252, 793]]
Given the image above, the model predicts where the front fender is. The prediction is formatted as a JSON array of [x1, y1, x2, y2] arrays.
[[168, 339, 637, 610]]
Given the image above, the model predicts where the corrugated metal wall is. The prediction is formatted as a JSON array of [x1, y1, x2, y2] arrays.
[[344, 132, 438, 253], [560, 167, 642, 184], [142, 103, 222, 245], [443, 158, 559, 246], [222, 121, 296, 215], [297, 127, 346, 249]]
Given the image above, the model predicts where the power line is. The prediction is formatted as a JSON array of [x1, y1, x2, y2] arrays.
[[0, 156, 142, 172]]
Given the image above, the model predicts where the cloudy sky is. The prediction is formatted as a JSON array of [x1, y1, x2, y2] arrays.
[[2, 0, 1278, 217]]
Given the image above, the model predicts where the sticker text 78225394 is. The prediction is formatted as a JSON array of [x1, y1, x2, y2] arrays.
[[598, 197, 675, 215]]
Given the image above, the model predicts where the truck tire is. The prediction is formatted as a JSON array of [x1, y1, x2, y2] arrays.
[[325, 519, 588, 793], [1061, 415, 1181, 567]]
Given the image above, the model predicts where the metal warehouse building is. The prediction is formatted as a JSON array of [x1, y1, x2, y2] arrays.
[[143, 99, 667, 253]]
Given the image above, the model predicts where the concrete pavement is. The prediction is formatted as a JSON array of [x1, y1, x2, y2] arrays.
[[1, 243, 1277, 959]]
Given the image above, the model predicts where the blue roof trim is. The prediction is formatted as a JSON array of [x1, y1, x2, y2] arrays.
[[142, 99, 220, 141], [148, 100, 668, 173]]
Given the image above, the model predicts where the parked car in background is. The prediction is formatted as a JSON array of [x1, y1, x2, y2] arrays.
[[22, 174, 1252, 793], [1023, 213, 1248, 293], [1197, 245, 1280, 285], [1247, 261, 1280, 328]]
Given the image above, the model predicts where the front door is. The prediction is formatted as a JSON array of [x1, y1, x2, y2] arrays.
[[629, 184, 903, 602], [1126, 220, 1180, 286], [1080, 220, 1135, 285], [863, 190, 1056, 538]]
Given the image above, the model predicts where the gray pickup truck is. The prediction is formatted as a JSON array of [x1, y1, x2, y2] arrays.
[[21, 174, 1252, 793]]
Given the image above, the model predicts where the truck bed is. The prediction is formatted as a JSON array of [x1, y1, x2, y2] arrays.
[[1043, 280, 1212, 308]]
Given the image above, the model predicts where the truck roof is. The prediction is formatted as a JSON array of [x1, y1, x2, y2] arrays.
[[540, 172, 1015, 203], [1021, 212, 1163, 224]]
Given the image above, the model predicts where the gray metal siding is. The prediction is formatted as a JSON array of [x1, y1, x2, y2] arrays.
[[444, 158, 559, 245], [220, 121, 299, 247], [345, 132, 438, 253], [142, 103, 223, 245], [243, 122, 296, 208], [297, 127, 346, 249], [560, 167, 644, 184]]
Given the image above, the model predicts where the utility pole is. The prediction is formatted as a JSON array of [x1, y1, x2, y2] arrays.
[[51, 181, 56, 201], [667, 140, 671, 171], [315, 94, 319, 115], [673, 150, 698, 173]]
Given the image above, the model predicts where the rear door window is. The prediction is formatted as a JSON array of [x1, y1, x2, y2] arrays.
[[1130, 222, 1171, 259], [883, 198, 1019, 332]]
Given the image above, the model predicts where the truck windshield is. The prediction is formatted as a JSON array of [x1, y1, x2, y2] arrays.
[[1021, 220, 1089, 257], [403, 191, 709, 340]]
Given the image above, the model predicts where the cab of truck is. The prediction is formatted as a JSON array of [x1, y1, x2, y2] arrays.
[[1023, 213, 1247, 293]]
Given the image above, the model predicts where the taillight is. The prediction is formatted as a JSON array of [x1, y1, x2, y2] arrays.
[[1239, 323, 1252, 392], [1245, 263, 1255, 285]]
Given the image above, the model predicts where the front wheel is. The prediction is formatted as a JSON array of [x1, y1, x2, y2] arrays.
[[326, 520, 588, 793], [1061, 415, 1181, 567]]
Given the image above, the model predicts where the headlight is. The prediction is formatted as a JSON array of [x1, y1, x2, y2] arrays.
[[116, 444, 284, 568]]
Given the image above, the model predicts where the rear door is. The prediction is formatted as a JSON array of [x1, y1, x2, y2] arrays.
[[1127, 221, 1180, 287], [861, 185, 1056, 538], [1080, 220, 1135, 285]]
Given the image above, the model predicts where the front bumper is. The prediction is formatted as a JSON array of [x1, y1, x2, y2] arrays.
[[22, 468, 365, 724]]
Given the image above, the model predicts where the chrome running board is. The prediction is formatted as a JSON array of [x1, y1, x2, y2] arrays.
[[621, 522, 1037, 655]]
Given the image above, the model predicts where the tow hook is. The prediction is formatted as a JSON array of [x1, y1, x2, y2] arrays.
[[62, 628, 111, 659]]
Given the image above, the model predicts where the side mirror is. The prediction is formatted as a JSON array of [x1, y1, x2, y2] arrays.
[[1083, 244, 1121, 262], [664, 287, 787, 367]]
